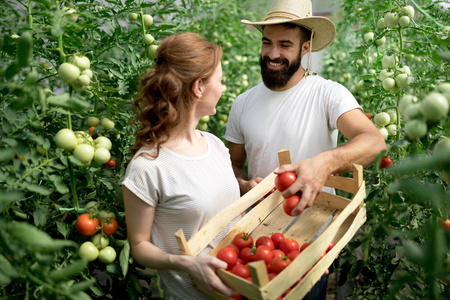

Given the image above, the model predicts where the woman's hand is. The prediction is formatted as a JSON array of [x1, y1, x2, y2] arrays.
[[180, 255, 236, 297]]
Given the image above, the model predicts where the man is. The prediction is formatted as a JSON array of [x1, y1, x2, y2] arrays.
[[224, 0, 386, 298]]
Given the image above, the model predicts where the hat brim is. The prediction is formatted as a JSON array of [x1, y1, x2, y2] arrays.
[[241, 17, 336, 52]]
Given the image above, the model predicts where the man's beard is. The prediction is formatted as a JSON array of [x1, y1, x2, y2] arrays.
[[259, 53, 302, 90]]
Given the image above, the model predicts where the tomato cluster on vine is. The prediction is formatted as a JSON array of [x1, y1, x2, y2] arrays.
[[216, 232, 335, 299]]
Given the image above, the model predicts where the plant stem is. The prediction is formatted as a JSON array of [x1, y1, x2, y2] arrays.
[[67, 159, 80, 212], [410, 0, 444, 28]]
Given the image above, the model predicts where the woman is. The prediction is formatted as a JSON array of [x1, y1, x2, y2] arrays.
[[122, 33, 239, 299]]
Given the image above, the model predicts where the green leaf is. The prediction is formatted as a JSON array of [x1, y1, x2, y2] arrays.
[[33, 204, 50, 227], [17, 31, 33, 68], [49, 174, 69, 194], [24, 183, 52, 196], [119, 240, 130, 277], [56, 221, 70, 239], [0, 190, 25, 212]]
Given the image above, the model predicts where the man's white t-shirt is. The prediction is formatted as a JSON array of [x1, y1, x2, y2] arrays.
[[225, 74, 362, 181], [122, 131, 240, 300]]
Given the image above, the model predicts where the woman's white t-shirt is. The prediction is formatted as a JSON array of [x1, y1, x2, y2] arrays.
[[122, 131, 240, 300]]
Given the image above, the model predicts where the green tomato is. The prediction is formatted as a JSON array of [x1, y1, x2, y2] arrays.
[[79, 241, 99, 262], [69, 55, 91, 71], [374, 112, 391, 127], [434, 138, 450, 157], [403, 103, 422, 122], [199, 116, 210, 124], [87, 116, 100, 127], [420, 92, 449, 122], [197, 122, 208, 131], [93, 148, 111, 164], [92, 233, 109, 249], [401, 5, 415, 19], [143, 14, 153, 27], [73, 144, 95, 163], [382, 55, 396, 69], [95, 136, 112, 150], [374, 36, 386, 47], [399, 94, 418, 114], [62, 7, 78, 22], [147, 45, 158, 60], [387, 124, 397, 135], [58, 63, 80, 84], [387, 109, 397, 124], [100, 118, 115, 130], [85, 201, 99, 213], [382, 78, 396, 91], [74, 131, 94, 145], [129, 12, 138, 21], [364, 32, 374, 42], [384, 12, 399, 28], [144, 33, 155, 45], [76, 74, 91, 87], [377, 18, 386, 29], [379, 69, 393, 81], [399, 16, 410, 27], [404, 119, 427, 139], [81, 69, 94, 79], [395, 73, 409, 89], [55, 128, 78, 151], [379, 127, 389, 141], [98, 246, 117, 264]]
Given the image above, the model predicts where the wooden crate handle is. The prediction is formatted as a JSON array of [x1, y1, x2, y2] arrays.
[[278, 149, 292, 166], [175, 228, 192, 256]]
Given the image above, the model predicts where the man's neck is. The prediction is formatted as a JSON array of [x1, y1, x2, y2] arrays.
[[272, 67, 306, 91]]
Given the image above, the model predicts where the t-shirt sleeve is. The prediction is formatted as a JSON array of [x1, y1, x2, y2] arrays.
[[327, 81, 362, 130], [224, 97, 245, 144], [122, 155, 159, 207]]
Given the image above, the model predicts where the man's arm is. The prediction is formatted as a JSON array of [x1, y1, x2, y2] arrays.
[[275, 108, 386, 215], [227, 141, 263, 195]]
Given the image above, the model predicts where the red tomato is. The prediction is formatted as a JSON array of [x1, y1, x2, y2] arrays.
[[231, 264, 250, 278], [365, 112, 372, 120], [217, 246, 238, 270], [268, 256, 291, 274], [283, 194, 303, 216], [233, 232, 253, 250], [240, 247, 255, 263], [274, 171, 297, 192], [255, 236, 275, 251], [270, 232, 285, 249], [268, 273, 278, 280], [102, 217, 118, 235], [76, 213, 100, 236], [300, 242, 311, 252], [272, 249, 285, 259], [236, 258, 244, 265], [279, 238, 299, 254], [231, 294, 245, 300], [225, 244, 240, 257], [254, 245, 274, 264], [380, 156, 393, 168], [326, 241, 336, 253], [287, 250, 300, 261], [106, 158, 116, 168], [443, 219, 450, 229]]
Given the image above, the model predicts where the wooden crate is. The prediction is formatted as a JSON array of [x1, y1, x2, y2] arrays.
[[175, 150, 366, 300]]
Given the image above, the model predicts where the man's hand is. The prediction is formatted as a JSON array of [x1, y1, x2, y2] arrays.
[[274, 155, 332, 216], [238, 176, 264, 195]]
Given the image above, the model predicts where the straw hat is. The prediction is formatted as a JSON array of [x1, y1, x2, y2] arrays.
[[241, 0, 336, 52]]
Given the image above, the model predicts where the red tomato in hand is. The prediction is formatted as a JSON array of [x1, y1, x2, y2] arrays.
[[283, 194, 303, 216], [233, 232, 253, 250], [240, 247, 255, 263], [254, 245, 274, 264], [300, 242, 311, 252], [271, 232, 285, 249], [231, 264, 250, 278], [76, 213, 100, 236], [268, 256, 291, 274], [274, 171, 297, 192], [217, 246, 238, 270], [380, 156, 393, 168], [255, 236, 275, 251], [279, 238, 299, 254], [102, 217, 119, 235]]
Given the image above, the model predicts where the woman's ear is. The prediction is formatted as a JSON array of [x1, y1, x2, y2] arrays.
[[193, 78, 203, 99]]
